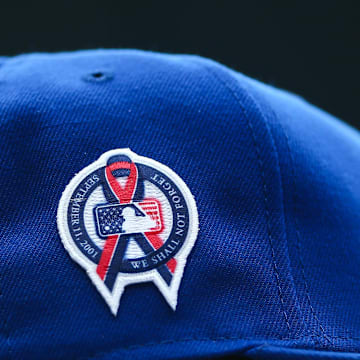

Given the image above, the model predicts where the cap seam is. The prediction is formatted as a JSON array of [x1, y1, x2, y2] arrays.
[[243, 79, 333, 345], [199, 62, 292, 336], [237, 80, 317, 345], [277, 118, 333, 346]]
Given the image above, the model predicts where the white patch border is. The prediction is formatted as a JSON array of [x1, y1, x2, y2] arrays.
[[57, 148, 199, 316]]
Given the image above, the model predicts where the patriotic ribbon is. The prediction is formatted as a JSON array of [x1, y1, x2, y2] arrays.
[[96, 159, 177, 283]]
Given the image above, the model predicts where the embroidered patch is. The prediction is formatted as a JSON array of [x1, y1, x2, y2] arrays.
[[57, 149, 199, 315]]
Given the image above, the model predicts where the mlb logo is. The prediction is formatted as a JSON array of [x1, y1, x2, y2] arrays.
[[95, 200, 162, 237]]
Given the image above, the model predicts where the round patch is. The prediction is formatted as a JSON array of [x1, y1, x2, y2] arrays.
[[57, 149, 198, 315]]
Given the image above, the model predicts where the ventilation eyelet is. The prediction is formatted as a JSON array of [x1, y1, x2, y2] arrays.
[[82, 70, 114, 83]]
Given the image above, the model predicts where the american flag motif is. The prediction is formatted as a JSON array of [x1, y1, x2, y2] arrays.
[[95, 205, 127, 236], [95, 201, 162, 237]]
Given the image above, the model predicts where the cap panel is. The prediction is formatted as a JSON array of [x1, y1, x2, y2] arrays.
[[0, 50, 299, 359]]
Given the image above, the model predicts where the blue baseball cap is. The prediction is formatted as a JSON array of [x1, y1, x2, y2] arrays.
[[0, 50, 359, 360]]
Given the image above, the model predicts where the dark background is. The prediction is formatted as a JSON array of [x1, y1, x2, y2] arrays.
[[1, 1, 359, 129]]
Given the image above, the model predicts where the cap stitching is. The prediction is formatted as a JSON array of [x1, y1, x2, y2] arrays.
[[249, 98, 312, 342], [201, 65, 291, 334], [280, 122, 333, 346]]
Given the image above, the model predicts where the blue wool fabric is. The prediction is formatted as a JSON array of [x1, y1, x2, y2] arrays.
[[0, 50, 359, 359]]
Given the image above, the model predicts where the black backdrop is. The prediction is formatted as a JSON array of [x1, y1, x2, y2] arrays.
[[1, 1, 359, 129]]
